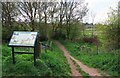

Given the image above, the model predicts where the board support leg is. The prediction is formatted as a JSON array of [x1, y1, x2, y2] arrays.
[[34, 47, 36, 66], [12, 47, 15, 64]]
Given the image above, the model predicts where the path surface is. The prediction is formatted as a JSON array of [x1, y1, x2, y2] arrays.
[[70, 56, 101, 76], [54, 40, 82, 76], [55, 40, 101, 76]]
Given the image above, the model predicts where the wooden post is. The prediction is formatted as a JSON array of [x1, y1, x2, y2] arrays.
[[34, 47, 36, 66], [35, 38, 40, 58], [12, 47, 15, 64]]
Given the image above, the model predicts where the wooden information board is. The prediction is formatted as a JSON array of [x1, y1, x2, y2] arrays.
[[9, 31, 38, 47], [8, 31, 39, 66]]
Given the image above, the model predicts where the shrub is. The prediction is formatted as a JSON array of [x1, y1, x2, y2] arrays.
[[82, 36, 99, 45]]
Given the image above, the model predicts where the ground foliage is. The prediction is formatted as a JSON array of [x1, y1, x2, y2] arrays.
[[2, 42, 71, 77], [60, 40, 119, 76]]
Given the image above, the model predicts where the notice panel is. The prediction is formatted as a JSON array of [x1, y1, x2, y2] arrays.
[[9, 31, 38, 47]]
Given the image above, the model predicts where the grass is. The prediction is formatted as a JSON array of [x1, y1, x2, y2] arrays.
[[60, 40, 119, 76], [2, 41, 71, 77]]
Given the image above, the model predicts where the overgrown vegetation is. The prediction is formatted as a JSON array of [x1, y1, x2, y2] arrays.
[[2, 42, 71, 77], [60, 40, 119, 76]]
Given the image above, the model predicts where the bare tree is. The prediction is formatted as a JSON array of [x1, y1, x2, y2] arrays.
[[64, 0, 88, 39], [48, 2, 59, 31], [2, 2, 17, 27], [1, 2, 18, 40], [2, 0, 89, 40], [17, 2, 38, 31]]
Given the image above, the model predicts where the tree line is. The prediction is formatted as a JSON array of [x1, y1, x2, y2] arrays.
[[1, 0, 88, 41], [1, 1, 119, 51]]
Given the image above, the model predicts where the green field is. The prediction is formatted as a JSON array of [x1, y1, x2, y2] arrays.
[[60, 40, 119, 76], [2, 42, 71, 77]]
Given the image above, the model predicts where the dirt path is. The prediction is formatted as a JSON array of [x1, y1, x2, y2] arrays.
[[54, 40, 82, 76], [55, 40, 101, 76], [70, 56, 101, 76]]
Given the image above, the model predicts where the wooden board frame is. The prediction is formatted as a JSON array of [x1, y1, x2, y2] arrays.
[[8, 31, 39, 66]]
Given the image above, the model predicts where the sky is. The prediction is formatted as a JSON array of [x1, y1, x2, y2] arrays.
[[82, 0, 119, 24]]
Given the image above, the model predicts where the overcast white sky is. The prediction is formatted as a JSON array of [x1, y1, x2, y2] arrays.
[[83, 0, 119, 24]]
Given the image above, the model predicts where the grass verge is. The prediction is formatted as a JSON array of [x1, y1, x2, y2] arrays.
[[60, 40, 119, 76], [2, 41, 71, 77]]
